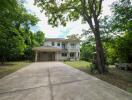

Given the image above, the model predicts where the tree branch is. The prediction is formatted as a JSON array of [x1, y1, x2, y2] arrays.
[[97, 0, 103, 17], [81, 0, 91, 18], [80, 0, 95, 32]]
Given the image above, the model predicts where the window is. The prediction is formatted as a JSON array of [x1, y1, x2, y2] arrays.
[[70, 43, 75, 48], [52, 42, 54, 46], [57, 42, 60, 46], [61, 53, 67, 57], [70, 52, 74, 58], [62, 43, 65, 49]]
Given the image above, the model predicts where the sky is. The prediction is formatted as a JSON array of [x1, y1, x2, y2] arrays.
[[24, 0, 116, 38]]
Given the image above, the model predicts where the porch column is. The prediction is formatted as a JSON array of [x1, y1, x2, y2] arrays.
[[78, 52, 80, 60], [55, 52, 58, 61], [35, 51, 38, 62], [76, 52, 80, 60], [68, 52, 70, 60]]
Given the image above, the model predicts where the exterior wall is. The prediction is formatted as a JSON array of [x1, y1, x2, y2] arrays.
[[44, 41, 80, 51], [67, 42, 80, 60], [55, 51, 80, 61], [44, 41, 63, 48], [43, 40, 80, 61], [44, 41, 52, 46], [67, 42, 80, 52], [56, 52, 68, 61]]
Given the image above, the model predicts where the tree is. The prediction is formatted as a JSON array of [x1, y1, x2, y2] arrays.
[[24, 31, 45, 60], [111, 0, 132, 32], [81, 42, 94, 61], [0, 0, 24, 64], [0, 29, 25, 64], [34, 31, 45, 46], [114, 32, 132, 63], [0, 0, 44, 63], [34, 0, 106, 73], [67, 34, 81, 41], [109, 0, 132, 63]]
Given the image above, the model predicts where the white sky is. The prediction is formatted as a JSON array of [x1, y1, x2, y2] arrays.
[[24, 0, 116, 38]]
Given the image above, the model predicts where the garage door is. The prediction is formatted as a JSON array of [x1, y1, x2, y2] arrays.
[[38, 52, 55, 61]]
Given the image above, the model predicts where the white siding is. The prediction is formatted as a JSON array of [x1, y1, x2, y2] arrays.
[[67, 42, 80, 52], [44, 41, 62, 48], [43, 40, 80, 60], [44, 41, 52, 46]]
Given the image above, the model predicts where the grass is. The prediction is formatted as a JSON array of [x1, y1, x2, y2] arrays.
[[0, 61, 31, 79], [64, 61, 132, 94], [64, 60, 90, 71]]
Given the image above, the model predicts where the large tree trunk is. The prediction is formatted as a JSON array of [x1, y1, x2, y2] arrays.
[[80, 0, 106, 73], [94, 20, 107, 74], [94, 30, 106, 73]]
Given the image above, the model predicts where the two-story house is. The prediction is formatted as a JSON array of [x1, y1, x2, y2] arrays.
[[33, 38, 80, 61]]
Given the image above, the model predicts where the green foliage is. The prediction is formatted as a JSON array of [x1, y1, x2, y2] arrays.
[[105, 0, 132, 63], [111, 0, 132, 32], [24, 31, 45, 60], [34, 0, 81, 26], [67, 34, 81, 41], [99, 16, 113, 41], [80, 42, 94, 61], [34, 0, 103, 28], [99, 0, 132, 64], [34, 31, 45, 46], [64, 61, 90, 70], [0, 0, 45, 63], [114, 32, 132, 63], [0, 61, 30, 79], [0, 29, 26, 62], [75, 0, 132, 65], [0, 0, 17, 10], [104, 41, 117, 64]]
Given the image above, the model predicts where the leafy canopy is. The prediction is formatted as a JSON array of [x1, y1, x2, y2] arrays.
[[34, 0, 103, 29], [0, 0, 45, 62], [111, 0, 132, 32]]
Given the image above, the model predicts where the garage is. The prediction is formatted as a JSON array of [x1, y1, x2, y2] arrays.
[[38, 52, 55, 61], [32, 46, 62, 62]]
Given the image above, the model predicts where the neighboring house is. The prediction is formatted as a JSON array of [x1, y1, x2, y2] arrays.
[[33, 38, 80, 61]]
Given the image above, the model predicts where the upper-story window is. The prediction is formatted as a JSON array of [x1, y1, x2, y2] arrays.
[[57, 42, 60, 46], [62, 43, 65, 49], [52, 42, 55, 46], [70, 43, 75, 48]]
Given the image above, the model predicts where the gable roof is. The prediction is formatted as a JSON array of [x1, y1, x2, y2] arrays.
[[45, 38, 80, 42], [45, 38, 66, 42]]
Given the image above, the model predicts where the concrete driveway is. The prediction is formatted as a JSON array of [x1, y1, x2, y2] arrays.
[[0, 62, 131, 100]]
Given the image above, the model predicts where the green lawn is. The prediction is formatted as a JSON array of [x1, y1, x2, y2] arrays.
[[64, 61, 90, 71], [0, 61, 31, 79], [64, 61, 132, 94]]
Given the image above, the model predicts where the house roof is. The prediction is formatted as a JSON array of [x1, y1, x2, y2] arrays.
[[46, 38, 65, 42], [32, 46, 62, 52], [45, 38, 80, 42]]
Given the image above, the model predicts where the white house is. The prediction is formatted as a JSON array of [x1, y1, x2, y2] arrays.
[[33, 38, 80, 61]]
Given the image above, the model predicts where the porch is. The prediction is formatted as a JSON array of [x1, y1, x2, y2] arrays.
[[32, 46, 62, 62]]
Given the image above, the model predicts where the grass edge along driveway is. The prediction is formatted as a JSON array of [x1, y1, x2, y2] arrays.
[[0, 61, 31, 79], [64, 60, 132, 94]]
